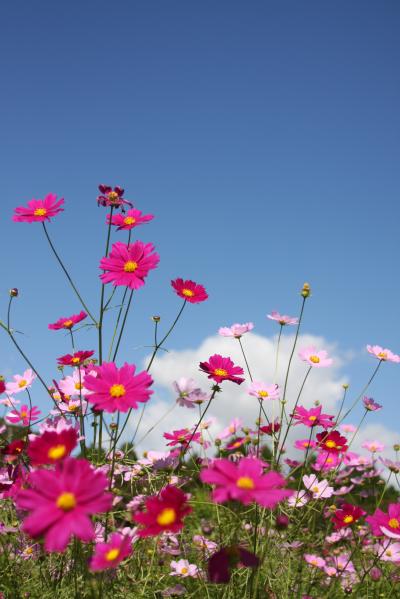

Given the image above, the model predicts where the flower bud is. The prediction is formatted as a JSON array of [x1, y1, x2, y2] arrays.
[[342, 383, 349, 390], [152, 315, 161, 323], [275, 514, 289, 530], [393, 444, 400, 452], [369, 567, 381, 582], [9, 288, 19, 297], [301, 282, 311, 298]]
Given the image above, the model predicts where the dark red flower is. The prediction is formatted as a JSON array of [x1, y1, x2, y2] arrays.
[[0, 378, 5, 395], [57, 351, 95, 367], [316, 430, 348, 454], [260, 420, 281, 436], [27, 428, 78, 466], [97, 185, 132, 209], [133, 486, 192, 537], [208, 546, 259, 583], [332, 503, 366, 530]]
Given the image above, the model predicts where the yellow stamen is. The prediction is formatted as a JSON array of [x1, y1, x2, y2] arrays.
[[308, 415, 317, 421], [236, 476, 255, 489], [343, 515, 354, 524], [71, 357, 80, 363], [325, 440, 337, 449], [258, 390, 268, 398], [18, 379, 27, 388], [214, 368, 228, 377], [181, 567, 188, 574], [34, 208, 47, 216], [56, 492, 76, 511], [124, 261, 138, 272], [389, 518, 399, 529], [312, 486, 320, 493], [74, 382, 83, 390], [105, 548, 120, 561], [63, 320, 74, 328], [182, 288, 194, 297], [156, 508, 176, 526], [48, 444, 67, 460], [123, 216, 136, 225], [108, 191, 119, 202], [309, 355, 320, 364], [110, 384, 126, 398], [377, 352, 387, 360], [20, 411, 27, 418]]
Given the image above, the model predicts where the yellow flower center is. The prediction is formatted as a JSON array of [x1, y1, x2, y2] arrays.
[[308, 415, 317, 421], [309, 355, 320, 364], [18, 379, 27, 388], [34, 208, 47, 216], [214, 368, 228, 377], [386, 550, 393, 557], [377, 352, 387, 360], [232, 441, 242, 448], [123, 216, 136, 225], [258, 390, 268, 398], [182, 288, 194, 297], [110, 384, 126, 398], [63, 320, 74, 328], [181, 567, 188, 574], [71, 357, 80, 363], [105, 548, 120, 561], [325, 440, 337, 449], [312, 486, 320, 493], [56, 492, 76, 511], [156, 508, 177, 526], [389, 518, 400, 529], [236, 476, 255, 489], [67, 404, 78, 412], [124, 261, 138, 272], [48, 444, 67, 460], [343, 515, 354, 524], [20, 411, 27, 418], [74, 382, 83, 390], [25, 547, 33, 554], [326, 458, 333, 463], [108, 191, 119, 202]]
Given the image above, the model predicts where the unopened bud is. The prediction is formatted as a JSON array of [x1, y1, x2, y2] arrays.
[[9, 288, 19, 297], [342, 383, 349, 390], [215, 439, 222, 447], [393, 444, 400, 452], [109, 422, 118, 431], [301, 282, 311, 298], [369, 567, 381, 582], [152, 315, 161, 323]]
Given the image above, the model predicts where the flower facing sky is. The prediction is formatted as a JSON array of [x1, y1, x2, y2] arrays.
[[316, 431, 348, 454], [199, 354, 245, 385], [366, 345, 400, 363], [362, 396, 382, 411], [163, 428, 202, 447], [97, 185, 132, 209], [267, 311, 298, 326], [218, 322, 254, 338], [100, 241, 159, 289], [200, 457, 292, 508], [133, 486, 192, 537], [16, 458, 113, 552], [48, 311, 87, 331], [84, 362, 153, 413], [171, 278, 208, 303], [57, 351, 95, 367], [170, 559, 198, 578], [13, 193, 64, 223], [248, 381, 280, 401], [89, 533, 132, 571], [292, 405, 334, 429], [7, 405, 41, 426], [5, 369, 36, 395], [106, 208, 154, 230], [298, 346, 333, 368]]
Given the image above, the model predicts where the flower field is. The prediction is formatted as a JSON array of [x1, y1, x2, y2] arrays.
[[0, 187, 399, 599]]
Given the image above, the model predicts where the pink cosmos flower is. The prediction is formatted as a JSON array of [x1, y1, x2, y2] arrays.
[[163, 428, 202, 447], [362, 440, 385, 453], [331, 503, 366, 529], [313, 451, 341, 471], [366, 345, 400, 363], [89, 533, 132, 571], [298, 346, 333, 368], [27, 428, 78, 466], [216, 418, 243, 440], [302, 475, 334, 499], [133, 485, 192, 537], [172, 378, 208, 408], [267, 311, 298, 326], [7, 405, 41, 426], [100, 241, 159, 289], [106, 208, 154, 231], [13, 193, 64, 223], [5, 369, 36, 395], [16, 458, 113, 552], [83, 362, 153, 413], [316, 430, 348, 453], [362, 396, 382, 411], [171, 278, 208, 303], [193, 535, 218, 556], [97, 185, 132, 209], [57, 351, 95, 367], [375, 542, 400, 562], [56, 399, 88, 415], [170, 559, 198, 578], [294, 439, 317, 451], [304, 554, 326, 568], [218, 323, 254, 338], [292, 405, 334, 429], [48, 311, 87, 330], [199, 354, 245, 385], [200, 457, 292, 508], [248, 381, 280, 401], [366, 504, 400, 539], [58, 368, 92, 398], [340, 424, 356, 433]]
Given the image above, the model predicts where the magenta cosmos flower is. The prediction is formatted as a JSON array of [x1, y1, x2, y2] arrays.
[[106, 208, 154, 231], [133, 485, 192, 537], [7, 405, 41, 426], [97, 184, 132, 209], [366, 345, 400, 363], [163, 428, 202, 447], [267, 311, 298, 326], [171, 278, 208, 303], [89, 533, 132, 571], [27, 428, 78, 466], [100, 241, 159, 290], [218, 323, 254, 338], [199, 354, 245, 385], [200, 457, 292, 508], [16, 458, 113, 552], [13, 193, 64, 223], [292, 405, 334, 429], [366, 503, 400, 539], [83, 362, 153, 413], [298, 346, 333, 367], [48, 311, 87, 331]]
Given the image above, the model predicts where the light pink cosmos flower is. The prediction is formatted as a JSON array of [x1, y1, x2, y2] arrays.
[[106, 208, 154, 231], [248, 381, 280, 401], [172, 378, 208, 408], [302, 474, 334, 499], [13, 193, 64, 223], [5, 369, 36, 395], [267, 311, 298, 326], [294, 439, 317, 451], [0, 396, 19, 407], [170, 559, 199, 578], [58, 369, 92, 398], [200, 457, 292, 508], [362, 440, 385, 453], [89, 533, 132, 571], [99, 241, 159, 290], [298, 346, 333, 368], [304, 554, 326, 568], [218, 323, 254, 338], [367, 345, 400, 363], [55, 399, 88, 415], [340, 424, 357, 433], [287, 490, 309, 507], [16, 458, 113, 552], [193, 535, 218, 556], [83, 362, 153, 413], [374, 542, 400, 562], [7, 405, 41, 426], [216, 418, 243, 440]]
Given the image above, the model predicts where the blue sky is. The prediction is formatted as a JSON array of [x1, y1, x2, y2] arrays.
[[1, 1, 399, 437]]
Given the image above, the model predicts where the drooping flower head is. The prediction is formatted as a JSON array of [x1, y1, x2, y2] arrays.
[[292, 405, 334, 429], [316, 430, 348, 454], [27, 428, 78, 466], [100, 241, 159, 289], [172, 378, 208, 408], [218, 323, 254, 338], [7, 405, 41, 426], [366, 345, 400, 363], [48, 311, 87, 331], [248, 381, 280, 401], [97, 185, 132, 209], [362, 440, 385, 453], [57, 350, 95, 367], [298, 346, 333, 368], [267, 311, 298, 326], [366, 504, 400, 539], [208, 546, 259, 583], [260, 420, 281, 436], [84, 362, 153, 413], [362, 396, 382, 411], [171, 278, 208, 304], [332, 503, 366, 530], [200, 457, 292, 508], [5, 369, 36, 395], [13, 193, 64, 223], [199, 354, 245, 385], [106, 208, 154, 230], [163, 428, 202, 447], [16, 457, 113, 552], [89, 533, 133, 571], [133, 485, 192, 537]]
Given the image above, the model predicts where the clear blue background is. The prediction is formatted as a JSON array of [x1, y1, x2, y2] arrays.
[[1, 1, 399, 430]]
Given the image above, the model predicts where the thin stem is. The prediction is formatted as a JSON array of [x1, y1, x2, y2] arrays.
[[98, 206, 114, 365], [337, 360, 383, 425], [112, 289, 134, 362]]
